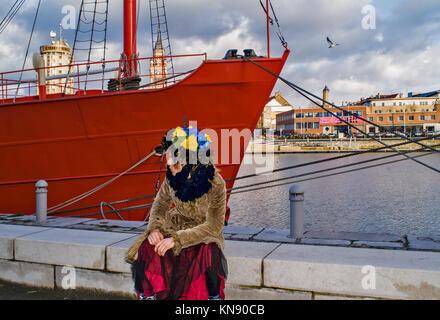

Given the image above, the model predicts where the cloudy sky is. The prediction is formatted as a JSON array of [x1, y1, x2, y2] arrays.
[[1, 0, 440, 107]]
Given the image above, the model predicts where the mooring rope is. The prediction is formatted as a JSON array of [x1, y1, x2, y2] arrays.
[[47, 150, 157, 214], [225, 134, 440, 183], [50, 141, 439, 219], [242, 56, 440, 174], [48, 134, 439, 218], [226, 141, 440, 194], [227, 143, 440, 195]]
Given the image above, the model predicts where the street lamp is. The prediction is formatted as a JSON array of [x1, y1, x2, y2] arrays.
[[404, 109, 406, 136]]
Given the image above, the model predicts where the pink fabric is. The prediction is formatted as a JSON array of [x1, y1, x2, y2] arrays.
[[136, 240, 225, 300]]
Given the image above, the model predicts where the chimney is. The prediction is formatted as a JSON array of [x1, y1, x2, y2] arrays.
[[323, 85, 330, 108]]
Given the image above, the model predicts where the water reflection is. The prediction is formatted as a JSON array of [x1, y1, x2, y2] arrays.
[[227, 152, 440, 236]]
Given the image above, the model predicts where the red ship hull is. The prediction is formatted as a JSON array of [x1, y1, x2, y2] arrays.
[[0, 51, 289, 220]]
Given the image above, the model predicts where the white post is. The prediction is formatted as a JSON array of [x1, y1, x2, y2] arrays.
[[35, 180, 48, 224], [289, 185, 304, 239]]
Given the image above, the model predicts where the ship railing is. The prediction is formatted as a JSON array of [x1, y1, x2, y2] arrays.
[[0, 52, 207, 104]]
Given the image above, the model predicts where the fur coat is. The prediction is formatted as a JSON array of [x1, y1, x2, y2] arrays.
[[126, 168, 226, 262]]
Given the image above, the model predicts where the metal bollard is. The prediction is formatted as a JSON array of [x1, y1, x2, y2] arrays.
[[289, 185, 304, 239], [35, 180, 48, 224]]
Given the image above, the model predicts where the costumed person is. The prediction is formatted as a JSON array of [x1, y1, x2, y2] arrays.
[[126, 126, 228, 300]]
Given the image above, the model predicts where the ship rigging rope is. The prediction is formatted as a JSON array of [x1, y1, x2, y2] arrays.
[[242, 56, 440, 174], [259, 0, 287, 48], [46, 150, 157, 214], [0, 0, 25, 34], [84, 0, 100, 92], [13, 0, 42, 103], [63, 0, 84, 96], [101, 0, 109, 91]]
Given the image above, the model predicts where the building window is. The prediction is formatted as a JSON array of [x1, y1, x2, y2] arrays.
[[432, 115, 436, 120], [378, 117, 383, 122], [382, 103, 385, 107], [373, 103, 376, 106], [389, 116, 393, 121], [368, 117, 373, 121], [409, 116, 414, 121], [314, 122, 320, 129], [399, 116, 404, 121], [420, 115, 425, 121]]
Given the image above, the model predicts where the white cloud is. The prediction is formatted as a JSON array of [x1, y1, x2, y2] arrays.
[[173, 17, 263, 59], [1, 0, 439, 107], [375, 32, 384, 42]]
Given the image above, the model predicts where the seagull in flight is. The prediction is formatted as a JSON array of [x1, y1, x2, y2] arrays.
[[326, 36, 340, 48]]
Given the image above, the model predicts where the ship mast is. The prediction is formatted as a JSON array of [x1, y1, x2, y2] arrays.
[[123, 0, 138, 77]]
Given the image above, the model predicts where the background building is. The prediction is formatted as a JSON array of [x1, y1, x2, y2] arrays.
[[276, 86, 366, 137], [358, 92, 440, 135], [149, 32, 168, 88], [257, 91, 293, 131], [276, 87, 440, 137], [39, 30, 74, 95]]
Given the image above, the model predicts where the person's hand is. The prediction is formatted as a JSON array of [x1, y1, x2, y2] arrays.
[[148, 229, 164, 246], [154, 237, 175, 256]]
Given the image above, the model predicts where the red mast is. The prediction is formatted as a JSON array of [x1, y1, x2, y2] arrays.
[[266, 0, 270, 58], [123, 0, 138, 77]]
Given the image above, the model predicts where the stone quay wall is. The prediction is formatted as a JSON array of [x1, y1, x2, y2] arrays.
[[0, 214, 439, 300]]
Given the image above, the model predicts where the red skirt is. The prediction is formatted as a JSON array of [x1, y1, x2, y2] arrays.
[[132, 240, 227, 300]]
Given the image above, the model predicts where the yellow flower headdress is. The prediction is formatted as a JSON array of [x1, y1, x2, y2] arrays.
[[171, 126, 212, 152]]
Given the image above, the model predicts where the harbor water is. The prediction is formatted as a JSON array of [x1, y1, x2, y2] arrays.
[[228, 152, 440, 236]]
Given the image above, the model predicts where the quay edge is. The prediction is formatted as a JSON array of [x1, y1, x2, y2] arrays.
[[0, 214, 439, 300]]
